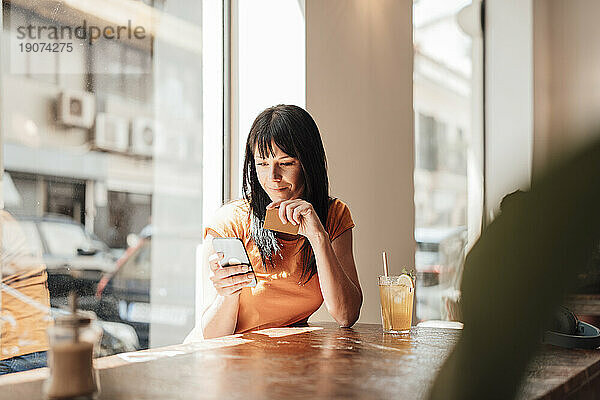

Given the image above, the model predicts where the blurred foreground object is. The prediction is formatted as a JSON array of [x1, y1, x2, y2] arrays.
[[428, 137, 600, 399], [44, 293, 101, 400]]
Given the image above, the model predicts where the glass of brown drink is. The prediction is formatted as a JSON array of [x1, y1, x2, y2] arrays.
[[378, 274, 415, 333]]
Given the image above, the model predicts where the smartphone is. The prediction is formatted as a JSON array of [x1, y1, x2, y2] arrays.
[[212, 237, 257, 288]]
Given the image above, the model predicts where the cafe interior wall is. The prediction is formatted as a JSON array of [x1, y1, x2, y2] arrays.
[[484, 0, 534, 220], [304, 0, 600, 325], [290, 0, 600, 327], [533, 0, 600, 172], [485, 0, 600, 219], [305, 0, 414, 324]]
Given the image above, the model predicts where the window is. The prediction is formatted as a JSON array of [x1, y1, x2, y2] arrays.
[[413, 0, 480, 321], [15, 221, 44, 258], [416, 113, 442, 171], [232, 0, 305, 197], [39, 222, 91, 257], [1, 0, 224, 360]]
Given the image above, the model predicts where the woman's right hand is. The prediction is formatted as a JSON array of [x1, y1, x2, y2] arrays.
[[208, 252, 254, 297]]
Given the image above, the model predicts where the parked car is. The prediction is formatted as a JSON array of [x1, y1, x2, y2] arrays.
[[14, 214, 117, 301], [4, 212, 139, 356], [94, 233, 152, 349], [94, 227, 191, 350]]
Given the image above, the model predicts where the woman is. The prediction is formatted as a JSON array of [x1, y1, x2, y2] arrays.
[[187, 105, 362, 340]]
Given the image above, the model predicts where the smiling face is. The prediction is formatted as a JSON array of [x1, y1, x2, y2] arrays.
[[254, 142, 305, 202]]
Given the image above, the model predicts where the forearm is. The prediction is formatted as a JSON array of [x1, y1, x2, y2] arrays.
[[201, 294, 240, 339], [310, 233, 362, 327]]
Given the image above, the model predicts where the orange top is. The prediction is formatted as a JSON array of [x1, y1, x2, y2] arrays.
[[205, 198, 354, 333], [1, 211, 51, 360]]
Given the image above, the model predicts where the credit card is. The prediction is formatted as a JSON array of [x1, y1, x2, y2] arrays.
[[264, 207, 300, 235]]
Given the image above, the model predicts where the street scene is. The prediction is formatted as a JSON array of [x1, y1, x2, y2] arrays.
[[1, 0, 202, 356]]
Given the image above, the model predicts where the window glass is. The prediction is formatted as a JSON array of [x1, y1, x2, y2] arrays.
[[114, 239, 151, 282], [413, 0, 477, 321], [9, 221, 44, 258], [1, 0, 223, 366], [39, 222, 91, 257], [234, 0, 305, 196]]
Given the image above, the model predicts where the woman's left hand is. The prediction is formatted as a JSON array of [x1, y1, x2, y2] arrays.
[[267, 199, 326, 241]]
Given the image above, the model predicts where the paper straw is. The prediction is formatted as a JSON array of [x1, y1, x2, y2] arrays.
[[382, 251, 389, 277]]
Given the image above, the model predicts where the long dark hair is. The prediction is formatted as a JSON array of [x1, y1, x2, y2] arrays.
[[242, 105, 330, 283]]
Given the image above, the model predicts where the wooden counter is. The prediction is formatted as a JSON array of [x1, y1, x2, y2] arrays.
[[567, 294, 600, 317], [1, 323, 599, 399]]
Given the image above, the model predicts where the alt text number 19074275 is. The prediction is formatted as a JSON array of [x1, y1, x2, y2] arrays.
[[18, 42, 73, 53]]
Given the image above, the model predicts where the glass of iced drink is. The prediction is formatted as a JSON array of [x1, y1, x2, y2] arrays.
[[378, 274, 415, 333]]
